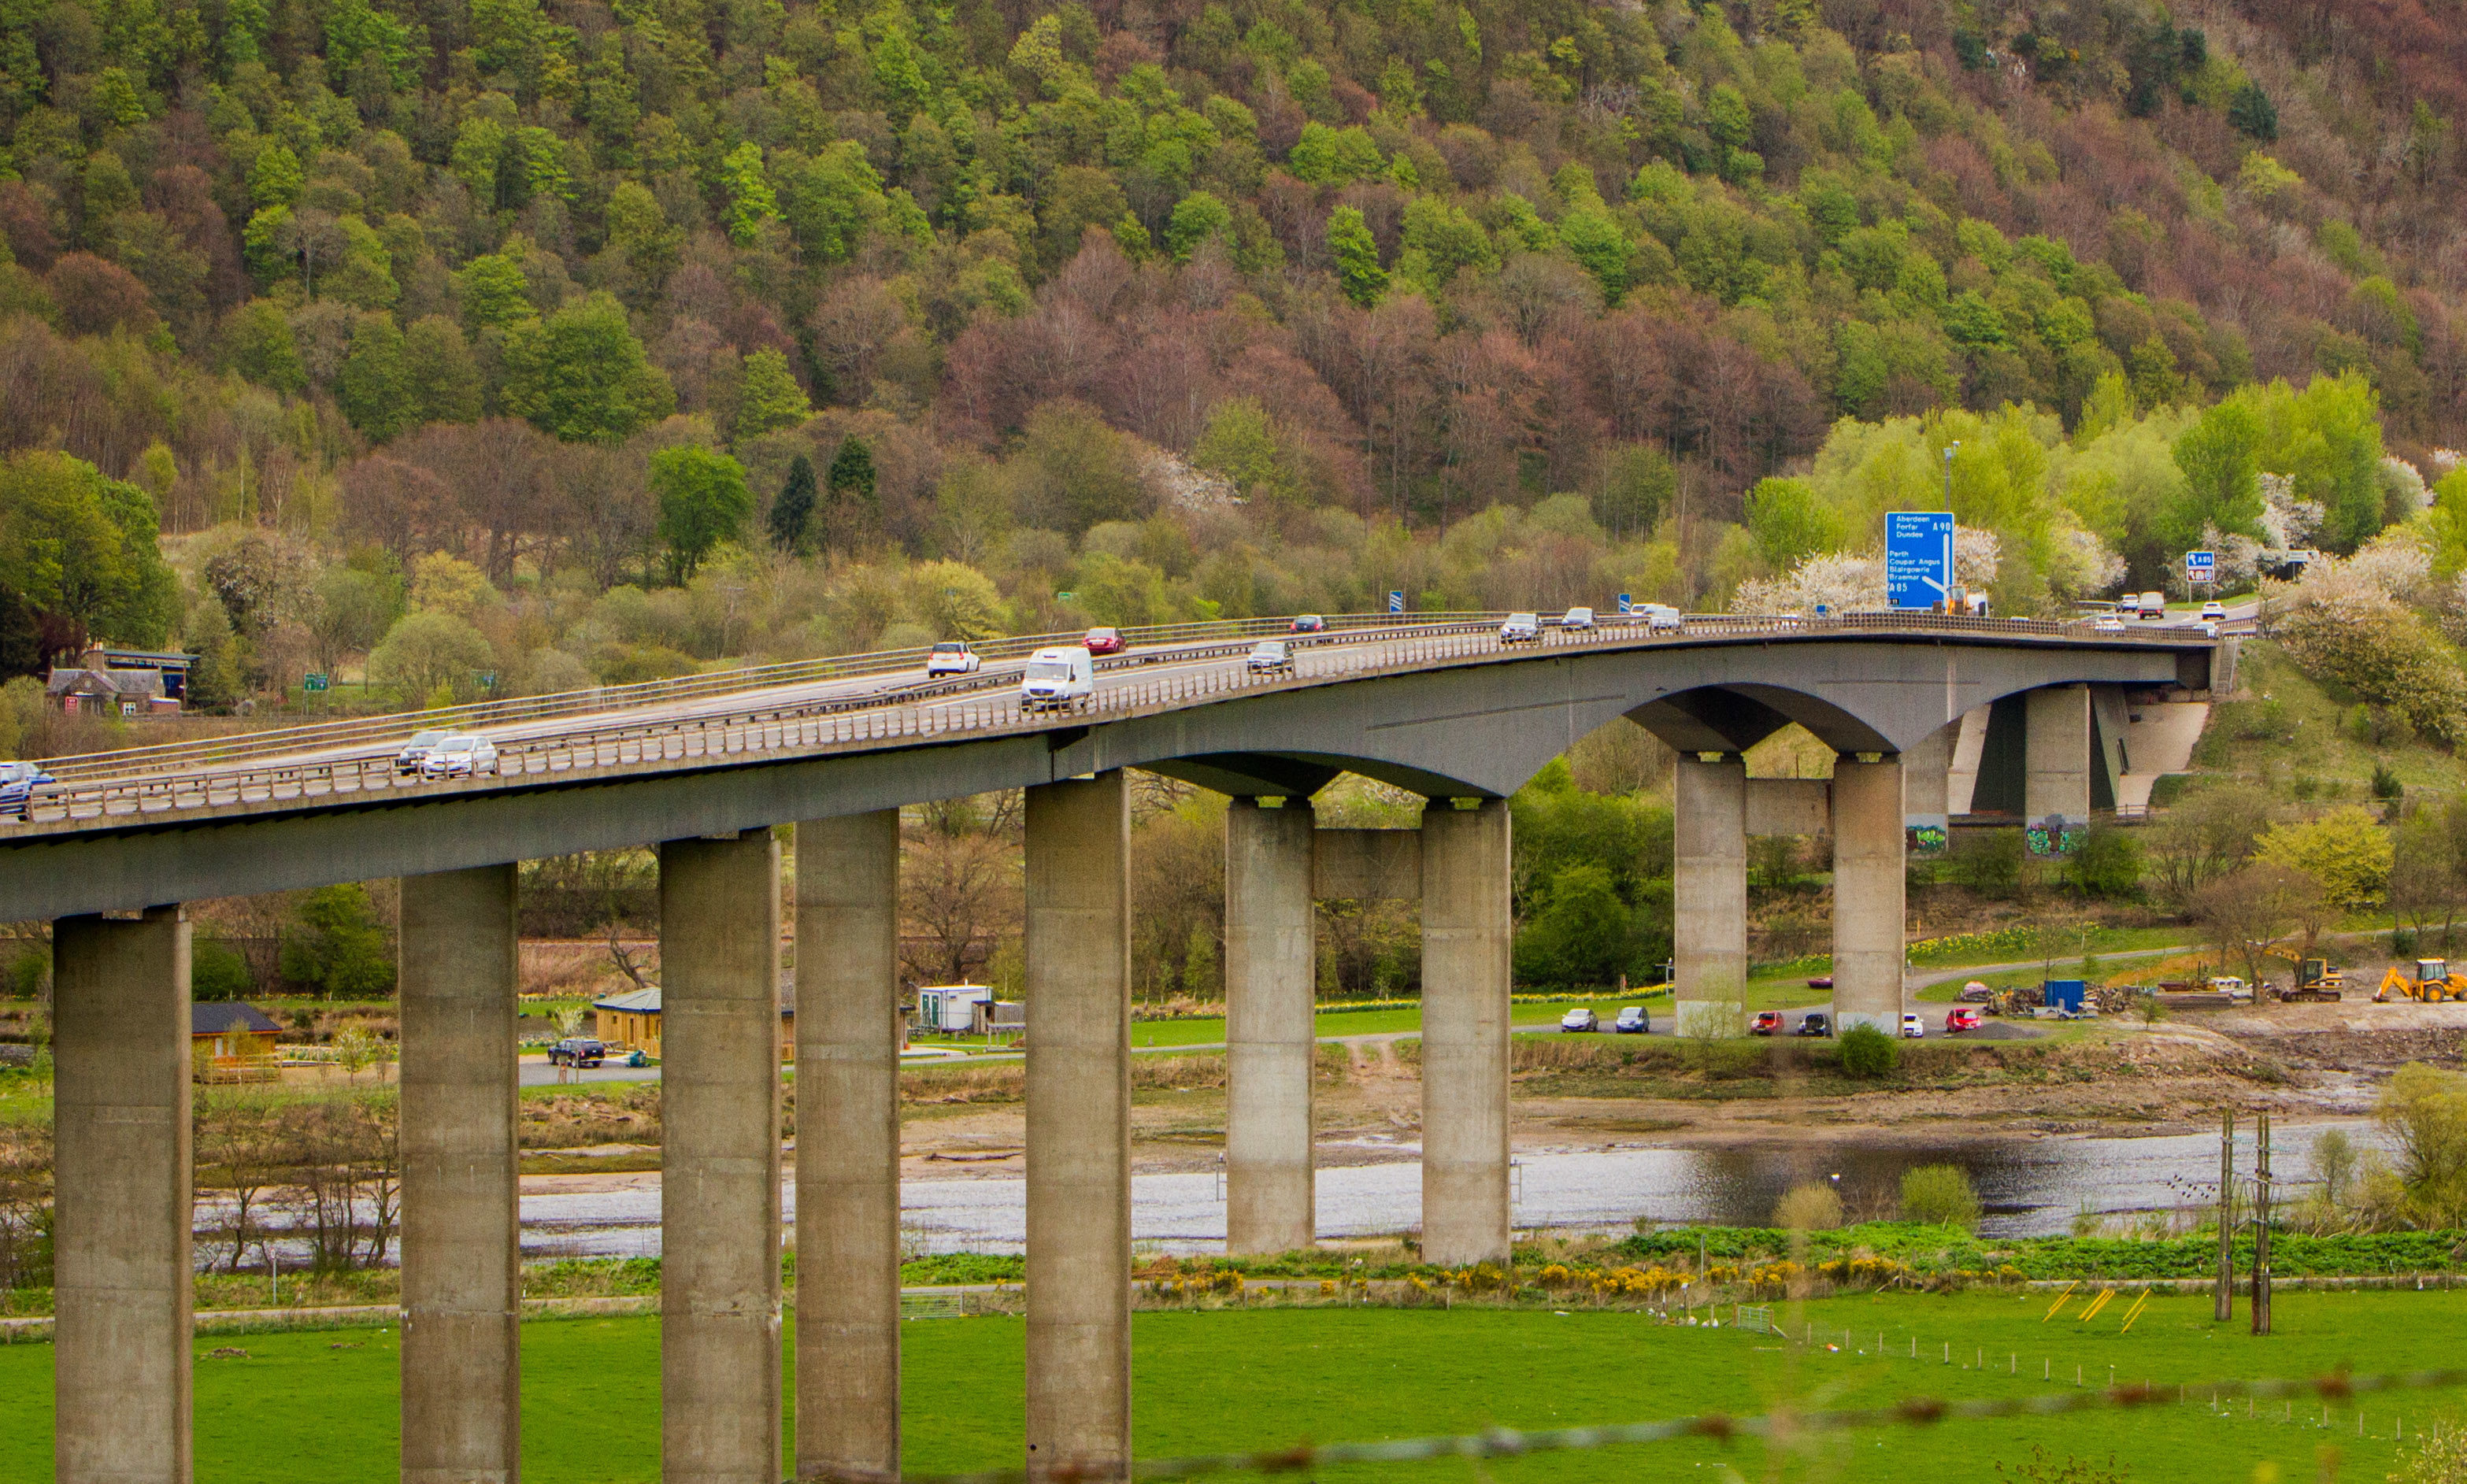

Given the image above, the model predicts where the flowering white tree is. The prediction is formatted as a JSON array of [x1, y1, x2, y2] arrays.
[[1731, 553, 1886, 614]]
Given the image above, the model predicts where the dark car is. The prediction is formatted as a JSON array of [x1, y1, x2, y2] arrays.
[[1083, 627, 1126, 656], [1806, 975, 1834, 989], [1290, 614, 1328, 634], [0, 760, 55, 819], [548, 1038, 606, 1068], [1794, 1012, 1830, 1038]]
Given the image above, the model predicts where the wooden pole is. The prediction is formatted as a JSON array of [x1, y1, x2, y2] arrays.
[[2216, 1111, 2235, 1323], [2251, 1112, 2273, 1336]]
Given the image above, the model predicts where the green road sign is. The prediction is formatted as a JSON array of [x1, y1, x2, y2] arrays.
[[303, 673, 328, 692]]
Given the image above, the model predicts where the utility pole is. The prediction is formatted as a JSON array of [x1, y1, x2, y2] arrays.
[[2251, 1112, 2273, 1336], [2215, 1111, 2235, 1323]]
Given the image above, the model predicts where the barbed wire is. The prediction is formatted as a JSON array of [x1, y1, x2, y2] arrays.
[[911, 1366, 2467, 1484]]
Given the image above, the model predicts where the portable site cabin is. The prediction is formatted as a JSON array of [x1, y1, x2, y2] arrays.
[[917, 986, 994, 1034], [2042, 979, 2088, 1015]]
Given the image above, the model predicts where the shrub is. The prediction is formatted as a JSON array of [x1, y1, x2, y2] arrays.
[[1949, 829, 2024, 897], [1898, 1164, 1982, 1230], [1838, 1022, 1898, 1077], [1773, 1182, 1843, 1230], [2065, 823, 2143, 899]]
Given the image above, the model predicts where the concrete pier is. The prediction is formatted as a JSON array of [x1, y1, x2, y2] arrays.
[[1674, 755, 1748, 1038], [53, 906, 191, 1484], [795, 811, 903, 1483], [1024, 773, 1132, 1483], [1902, 720, 1956, 853], [2026, 684, 2092, 849], [1224, 798, 1317, 1256], [661, 831, 783, 1484], [400, 865, 521, 1484], [1418, 798, 1511, 1268], [1828, 758, 1906, 1034]]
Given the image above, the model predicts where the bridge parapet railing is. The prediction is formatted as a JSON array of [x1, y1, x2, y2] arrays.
[[12, 611, 2206, 830], [31, 610, 1521, 785]]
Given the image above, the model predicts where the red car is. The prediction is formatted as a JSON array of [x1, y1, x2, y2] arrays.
[[1750, 1010, 1784, 1036], [1946, 1007, 1984, 1034], [1083, 627, 1125, 656]]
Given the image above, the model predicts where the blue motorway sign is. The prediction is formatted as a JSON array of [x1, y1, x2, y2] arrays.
[[2186, 550, 2216, 583], [1387, 590, 1404, 614], [1617, 593, 1633, 615], [1884, 512, 1955, 609]]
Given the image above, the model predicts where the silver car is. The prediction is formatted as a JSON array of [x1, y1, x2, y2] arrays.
[[418, 735, 498, 779], [394, 728, 450, 775]]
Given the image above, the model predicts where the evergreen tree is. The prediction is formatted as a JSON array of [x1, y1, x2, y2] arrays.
[[1328, 205, 1387, 308], [823, 436, 879, 552], [736, 348, 812, 441], [769, 453, 817, 554]]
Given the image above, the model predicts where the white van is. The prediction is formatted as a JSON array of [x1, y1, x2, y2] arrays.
[[1018, 646, 1094, 711], [2137, 591, 2166, 619]]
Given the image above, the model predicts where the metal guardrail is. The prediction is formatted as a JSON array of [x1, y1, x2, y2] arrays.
[[6, 610, 2210, 833], [30, 610, 1513, 785]]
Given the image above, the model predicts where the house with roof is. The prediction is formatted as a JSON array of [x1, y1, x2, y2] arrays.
[[192, 1002, 281, 1082], [591, 983, 799, 1060]]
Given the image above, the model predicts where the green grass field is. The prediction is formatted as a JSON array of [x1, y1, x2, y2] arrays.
[[0, 1290, 2456, 1481]]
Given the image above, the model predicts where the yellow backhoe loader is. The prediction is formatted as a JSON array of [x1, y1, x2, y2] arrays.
[[2376, 958, 2467, 1004]]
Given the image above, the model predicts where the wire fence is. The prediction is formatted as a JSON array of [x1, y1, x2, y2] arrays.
[[913, 1364, 2467, 1483]]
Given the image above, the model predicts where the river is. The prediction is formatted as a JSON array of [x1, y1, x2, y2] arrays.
[[495, 1120, 2383, 1259]]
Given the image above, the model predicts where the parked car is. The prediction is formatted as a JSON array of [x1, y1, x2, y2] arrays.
[[548, 1038, 606, 1068], [1750, 1009, 1784, 1036], [1613, 1005, 1650, 1034], [1499, 612, 1541, 643], [0, 760, 54, 819], [2200, 599, 2226, 621], [1795, 1012, 1830, 1037], [1561, 606, 1596, 631], [1806, 975, 1834, 989], [1246, 639, 1293, 674], [1289, 613, 1327, 634], [1901, 1012, 1926, 1038], [2208, 975, 2251, 1001], [1956, 981, 1993, 1003], [1559, 1007, 1599, 1032], [1083, 627, 1126, 656], [1946, 1007, 1984, 1033], [1020, 646, 1095, 711], [924, 641, 981, 677], [419, 735, 499, 779], [1637, 603, 1684, 632], [394, 728, 450, 775]]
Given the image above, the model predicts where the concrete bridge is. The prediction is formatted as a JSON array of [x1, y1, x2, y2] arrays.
[[4, 610, 2215, 1484]]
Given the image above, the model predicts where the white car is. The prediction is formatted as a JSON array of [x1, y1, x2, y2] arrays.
[[924, 641, 980, 677], [418, 735, 498, 779], [2200, 620, 2220, 638], [1559, 1007, 1599, 1032], [1246, 639, 1293, 673], [2208, 976, 2251, 1001], [1637, 603, 1683, 632], [1561, 606, 1595, 631], [2093, 615, 2127, 633], [2200, 600, 2225, 621], [394, 728, 450, 776], [1901, 1012, 1926, 1039], [1499, 612, 1541, 643]]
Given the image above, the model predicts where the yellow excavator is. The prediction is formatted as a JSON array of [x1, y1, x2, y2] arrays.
[[2264, 953, 2344, 1002], [2376, 958, 2467, 1004]]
